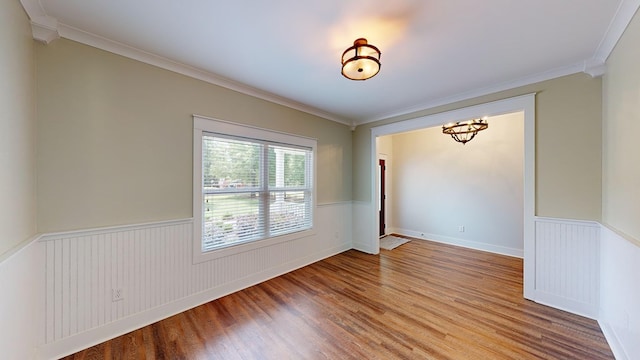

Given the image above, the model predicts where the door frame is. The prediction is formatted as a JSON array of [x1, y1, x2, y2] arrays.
[[368, 93, 536, 300], [378, 157, 387, 237]]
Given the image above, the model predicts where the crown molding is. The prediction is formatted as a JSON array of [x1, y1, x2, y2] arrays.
[[19, 0, 44, 18], [360, 0, 640, 126], [19, 0, 640, 128], [20, 0, 59, 43], [30, 15, 59, 44], [357, 0, 640, 127], [355, 62, 584, 126], [17, 0, 350, 126], [55, 24, 351, 126], [592, 0, 640, 63], [583, 59, 607, 77]]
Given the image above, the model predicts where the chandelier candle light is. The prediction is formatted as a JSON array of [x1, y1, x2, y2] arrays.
[[341, 38, 381, 80], [442, 117, 489, 145]]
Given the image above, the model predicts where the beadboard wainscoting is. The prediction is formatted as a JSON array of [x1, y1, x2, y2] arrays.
[[39, 202, 352, 359], [5, 208, 635, 359], [533, 217, 600, 319], [391, 217, 601, 321], [598, 225, 640, 360]]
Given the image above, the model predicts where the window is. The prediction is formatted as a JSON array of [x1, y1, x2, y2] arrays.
[[193, 115, 316, 262]]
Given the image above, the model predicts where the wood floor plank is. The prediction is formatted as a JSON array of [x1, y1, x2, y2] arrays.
[[61, 237, 614, 359]]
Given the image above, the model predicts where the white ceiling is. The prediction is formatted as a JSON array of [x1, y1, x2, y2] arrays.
[[20, 0, 640, 126]]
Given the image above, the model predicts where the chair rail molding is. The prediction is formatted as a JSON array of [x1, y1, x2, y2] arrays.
[[37, 203, 352, 359]]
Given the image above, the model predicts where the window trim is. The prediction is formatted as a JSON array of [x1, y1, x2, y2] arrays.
[[193, 115, 317, 263]]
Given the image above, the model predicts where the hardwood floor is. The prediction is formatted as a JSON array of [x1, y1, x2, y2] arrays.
[[61, 237, 614, 359]]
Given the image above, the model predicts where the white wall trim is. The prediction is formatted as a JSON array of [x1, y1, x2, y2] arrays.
[[30, 17, 59, 44], [392, 229, 523, 258], [191, 114, 319, 264], [35, 202, 352, 359], [391, 216, 604, 321], [532, 217, 601, 319], [534, 216, 601, 227], [601, 221, 640, 247], [41, 241, 350, 360], [58, 24, 349, 126], [534, 291, 599, 320], [583, 59, 607, 78], [598, 320, 629, 360], [0, 232, 41, 264], [7, 207, 635, 358], [17, 0, 350, 126], [369, 93, 536, 298], [598, 223, 640, 360], [317, 201, 353, 207], [592, 0, 640, 63], [38, 218, 193, 242], [361, 65, 580, 125], [20, 0, 640, 128], [0, 235, 45, 360], [393, 216, 605, 322], [357, 0, 640, 125]]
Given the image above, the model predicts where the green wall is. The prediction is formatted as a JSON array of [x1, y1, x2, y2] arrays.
[[36, 39, 352, 233], [0, 0, 37, 256], [23, 26, 614, 232], [353, 73, 602, 221], [603, 10, 640, 244]]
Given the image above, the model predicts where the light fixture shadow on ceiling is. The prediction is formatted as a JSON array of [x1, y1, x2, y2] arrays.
[[341, 38, 381, 80], [328, 2, 425, 63]]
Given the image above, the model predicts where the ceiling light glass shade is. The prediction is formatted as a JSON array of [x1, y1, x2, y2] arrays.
[[341, 38, 381, 80], [442, 119, 489, 145]]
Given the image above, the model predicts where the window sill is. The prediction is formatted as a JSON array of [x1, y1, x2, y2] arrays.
[[192, 227, 316, 264]]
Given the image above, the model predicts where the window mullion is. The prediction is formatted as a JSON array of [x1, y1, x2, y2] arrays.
[[195, 116, 315, 257], [261, 143, 270, 238]]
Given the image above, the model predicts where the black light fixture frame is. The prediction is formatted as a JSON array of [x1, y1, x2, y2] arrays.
[[442, 119, 489, 145], [341, 38, 381, 80]]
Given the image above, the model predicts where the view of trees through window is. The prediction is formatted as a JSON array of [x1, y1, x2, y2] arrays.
[[201, 134, 312, 251]]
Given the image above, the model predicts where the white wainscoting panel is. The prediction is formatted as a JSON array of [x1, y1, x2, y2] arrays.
[[40, 202, 352, 359], [533, 217, 600, 319], [599, 224, 640, 360], [352, 201, 377, 254], [0, 235, 45, 360]]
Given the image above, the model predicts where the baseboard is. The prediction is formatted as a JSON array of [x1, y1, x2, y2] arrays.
[[533, 290, 598, 320], [352, 240, 378, 254], [598, 320, 629, 360], [40, 241, 351, 360], [393, 228, 523, 258], [599, 223, 640, 360]]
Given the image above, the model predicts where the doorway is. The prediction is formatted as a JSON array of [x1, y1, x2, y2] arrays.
[[367, 94, 536, 299]]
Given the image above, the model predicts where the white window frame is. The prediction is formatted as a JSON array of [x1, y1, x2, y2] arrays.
[[193, 115, 317, 263]]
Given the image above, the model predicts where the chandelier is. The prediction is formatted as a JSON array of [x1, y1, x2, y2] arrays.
[[442, 118, 489, 145], [341, 38, 381, 80]]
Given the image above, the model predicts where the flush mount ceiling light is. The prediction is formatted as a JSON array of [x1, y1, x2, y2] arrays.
[[442, 118, 489, 145], [341, 38, 381, 80]]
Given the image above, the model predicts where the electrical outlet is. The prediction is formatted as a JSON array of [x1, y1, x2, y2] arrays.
[[458, 226, 465, 232], [112, 288, 124, 302]]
